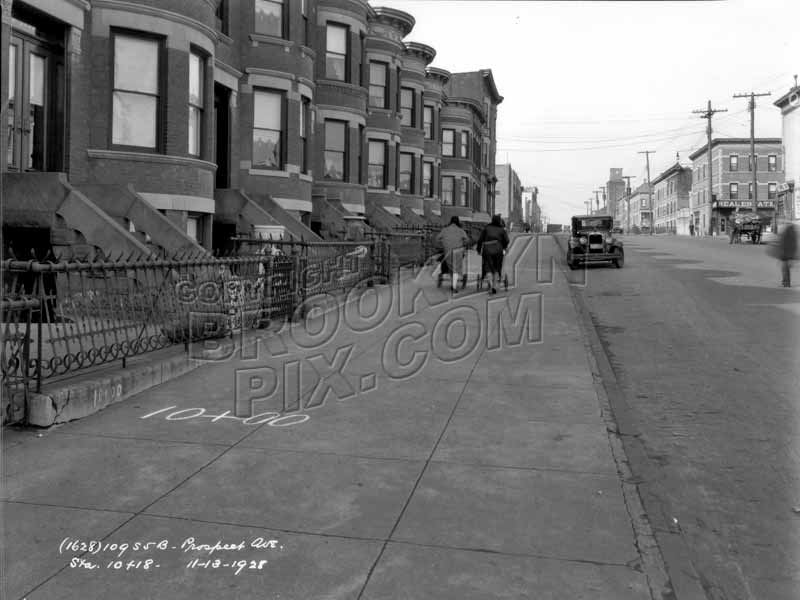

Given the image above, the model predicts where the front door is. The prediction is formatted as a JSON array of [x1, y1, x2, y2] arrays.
[[214, 83, 231, 189], [6, 26, 65, 172]]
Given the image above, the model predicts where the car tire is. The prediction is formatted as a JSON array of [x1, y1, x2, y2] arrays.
[[613, 248, 624, 268]]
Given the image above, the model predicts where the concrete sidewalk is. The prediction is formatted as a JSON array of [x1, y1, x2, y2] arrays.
[[2, 235, 662, 599]]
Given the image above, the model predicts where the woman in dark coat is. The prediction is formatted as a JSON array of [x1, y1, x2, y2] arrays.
[[476, 215, 510, 294]]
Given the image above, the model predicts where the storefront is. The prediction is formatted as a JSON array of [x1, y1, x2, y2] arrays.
[[712, 200, 777, 233]]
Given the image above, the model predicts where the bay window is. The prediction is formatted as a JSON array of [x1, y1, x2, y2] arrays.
[[399, 152, 414, 193], [368, 140, 387, 188], [112, 32, 161, 150], [300, 97, 310, 173], [460, 176, 469, 206], [423, 161, 433, 197], [423, 105, 433, 139], [188, 51, 204, 157], [442, 176, 454, 205], [369, 62, 388, 108], [326, 24, 348, 81], [460, 131, 469, 158], [324, 120, 347, 181], [442, 129, 454, 156], [252, 89, 284, 169], [255, 0, 285, 38], [400, 88, 414, 127]]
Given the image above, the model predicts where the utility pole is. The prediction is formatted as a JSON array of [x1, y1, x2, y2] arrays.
[[638, 151, 655, 234], [693, 100, 728, 235], [622, 176, 636, 233], [600, 185, 607, 211], [585, 199, 591, 215], [733, 91, 771, 217], [593, 190, 601, 212]]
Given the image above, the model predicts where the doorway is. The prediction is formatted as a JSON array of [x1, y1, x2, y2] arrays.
[[214, 83, 231, 189], [6, 10, 66, 172]]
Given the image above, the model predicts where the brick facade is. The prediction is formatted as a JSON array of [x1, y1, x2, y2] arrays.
[[2, 0, 503, 249], [689, 138, 784, 235]]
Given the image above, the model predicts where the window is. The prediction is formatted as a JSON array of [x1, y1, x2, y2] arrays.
[[460, 176, 469, 206], [483, 141, 488, 167], [112, 32, 161, 150], [215, 0, 229, 35], [423, 161, 433, 197], [423, 106, 433, 139], [255, 0, 284, 38], [748, 154, 757, 171], [748, 183, 753, 199], [299, 97, 310, 173], [368, 140, 386, 188], [401, 88, 414, 127], [768, 182, 777, 199], [442, 176, 454, 205], [369, 62, 387, 108], [326, 24, 348, 81], [399, 152, 414, 193], [252, 89, 283, 169], [729, 155, 738, 171], [187, 215, 200, 241], [442, 129, 454, 156], [729, 182, 738, 200], [396, 67, 401, 112], [324, 120, 347, 181], [357, 125, 364, 184], [768, 155, 777, 172], [702, 164, 706, 180], [460, 131, 469, 158], [301, 0, 308, 45], [188, 51, 204, 157]]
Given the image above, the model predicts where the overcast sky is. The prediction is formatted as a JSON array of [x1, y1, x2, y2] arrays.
[[372, 0, 799, 224]]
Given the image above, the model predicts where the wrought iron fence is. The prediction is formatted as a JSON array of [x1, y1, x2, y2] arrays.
[[1, 238, 392, 403], [393, 225, 442, 262]]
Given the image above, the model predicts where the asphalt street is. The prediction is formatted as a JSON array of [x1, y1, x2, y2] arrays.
[[563, 233, 800, 600]]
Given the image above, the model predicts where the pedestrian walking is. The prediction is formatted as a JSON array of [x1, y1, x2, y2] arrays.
[[775, 221, 798, 287], [689, 222, 695, 236], [436, 216, 470, 293], [476, 214, 510, 294]]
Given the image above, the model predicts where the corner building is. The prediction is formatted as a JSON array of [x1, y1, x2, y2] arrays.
[[1, 0, 503, 259]]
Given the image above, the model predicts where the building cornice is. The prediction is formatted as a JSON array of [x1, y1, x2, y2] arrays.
[[86, 149, 217, 171], [688, 138, 783, 161], [370, 7, 415, 37], [425, 67, 451, 87], [92, 0, 217, 44], [403, 41, 436, 65]]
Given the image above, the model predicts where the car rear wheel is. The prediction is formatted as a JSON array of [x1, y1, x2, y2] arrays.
[[612, 248, 624, 268]]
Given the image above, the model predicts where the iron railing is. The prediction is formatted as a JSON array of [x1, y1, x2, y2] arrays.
[[1, 239, 392, 406]]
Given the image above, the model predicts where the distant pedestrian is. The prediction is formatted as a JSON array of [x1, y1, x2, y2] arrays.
[[477, 214, 510, 294], [436, 216, 470, 293], [776, 221, 798, 287], [689, 222, 695, 236]]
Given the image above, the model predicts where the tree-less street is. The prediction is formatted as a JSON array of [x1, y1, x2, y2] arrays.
[[558, 233, 800, 599]]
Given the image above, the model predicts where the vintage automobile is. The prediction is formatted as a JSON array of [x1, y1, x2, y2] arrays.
[[566, 215, 624, 269]]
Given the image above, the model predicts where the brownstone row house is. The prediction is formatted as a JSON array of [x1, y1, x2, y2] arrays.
[[0, 0, 503, 258]]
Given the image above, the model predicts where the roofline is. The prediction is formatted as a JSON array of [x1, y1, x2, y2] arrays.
[[480, 69, 504, 104], [688, 137, 783, 160], [371, 6, 415, 37], [650, 162, 690, 186], [774, 86, 800, 108]]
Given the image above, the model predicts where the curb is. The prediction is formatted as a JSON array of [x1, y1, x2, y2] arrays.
[[23, 268, 418, 428], [553, 234, 708, 600]]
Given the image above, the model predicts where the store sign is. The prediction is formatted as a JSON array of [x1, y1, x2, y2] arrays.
[[713, 200, 773, 209]]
